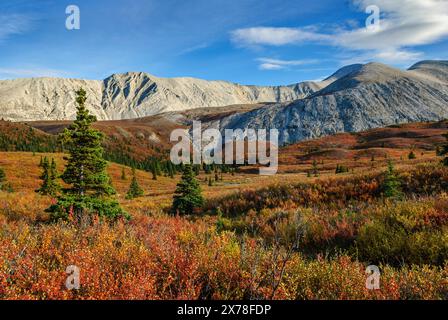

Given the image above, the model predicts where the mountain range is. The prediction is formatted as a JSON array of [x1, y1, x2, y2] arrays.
[[0, 72, 321, 121], [202, 61, 448, 145], [0, 60, 447, 146]]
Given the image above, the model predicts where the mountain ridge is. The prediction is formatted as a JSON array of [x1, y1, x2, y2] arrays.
[[1, 60, 447, 146], [0, 71, 324, 121], [203, 60, 448, 145], [0, 60, 395, 122]]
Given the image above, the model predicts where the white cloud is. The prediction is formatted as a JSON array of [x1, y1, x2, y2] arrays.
[[259, 63, 283, 70], [231, 0, 448, 64], [339, 49, 424, 66], [0, 68, 71, 79], [373, 50, 423, 63], [257, 58, 320, 70], [0, 14, 32, 41], [231, 27, 330, 46], [178, 43, 209, 55]]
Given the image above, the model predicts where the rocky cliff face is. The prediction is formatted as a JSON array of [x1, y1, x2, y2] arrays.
[[0, 72, 321, 121], [206, 61, 448, 145]]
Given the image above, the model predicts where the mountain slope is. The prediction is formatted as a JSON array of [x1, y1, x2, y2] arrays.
[[0, 62, 374, 122], [1, 59, 448, 145], [0, 72, 321, 121], [209, 61, 448, 145], [408, 60, 448, 83], [0, 78, 106, 122], [100, 72, 324, 119]]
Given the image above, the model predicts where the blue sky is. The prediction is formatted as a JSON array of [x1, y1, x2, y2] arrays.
[[0, 0, 447, 85]]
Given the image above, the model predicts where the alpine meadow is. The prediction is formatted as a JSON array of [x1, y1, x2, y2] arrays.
[[0, 0, 448, 308]]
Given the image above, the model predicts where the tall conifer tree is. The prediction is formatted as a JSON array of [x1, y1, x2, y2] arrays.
[[47, 89, 128, 221]]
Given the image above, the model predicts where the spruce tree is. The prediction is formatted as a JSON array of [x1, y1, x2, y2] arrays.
[[383, 161, 403, 199], [126, 168, 144, 199], [194, 165, 200, 176], [49, 158, 60, 192], [312, 160, 319, 177], [168, 163, 175, 179], [151, 166, 158, 180], [36, 156, 51, 195], [47, 89, 128, 222], [121, 167, 127, 180], [335, 165, 349, 174], [0, 166, 6, 189], [441, 133, 448, 166], [154, 159, 162, 176], [172, 164, 204, 215], [36, 157, 60, 196]]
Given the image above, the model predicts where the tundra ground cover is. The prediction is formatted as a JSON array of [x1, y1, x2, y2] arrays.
[[0, 151, 447, 299]]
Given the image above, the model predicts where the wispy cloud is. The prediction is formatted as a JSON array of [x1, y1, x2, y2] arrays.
[[232, 27, 330, 46], [0, 14, 32, 41], [0, 67, 71, 80], [257, 58, 320, 70], [231, 0, 448, 64], [178, 43, 209, 56]]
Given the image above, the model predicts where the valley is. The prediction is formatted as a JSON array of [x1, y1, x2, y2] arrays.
[[0, 60, 447, 300], [1, 116, 447, 299], [1, 0, 448, 306]]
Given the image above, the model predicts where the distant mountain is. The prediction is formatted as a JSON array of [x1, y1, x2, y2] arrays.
[[408, 60, 448, 82], [1, 60, 448, 147], [0, 61, 370, 122], [207, 61, 448, 145], [0, 78, 106, 122], [0, 72, 324, 122], [320, 63, 363, 85]]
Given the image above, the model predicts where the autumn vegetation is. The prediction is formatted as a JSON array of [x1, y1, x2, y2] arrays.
[[0, 92, 447, 300]]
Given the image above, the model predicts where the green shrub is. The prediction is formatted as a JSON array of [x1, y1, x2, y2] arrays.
[[356, 201, 448, 266]]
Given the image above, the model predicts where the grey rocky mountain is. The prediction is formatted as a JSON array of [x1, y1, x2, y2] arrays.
[[201, 61, 448, 146], [0, 61, 365, 122], [0, 72, 323, 122], [1, 60, 447, 147]]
